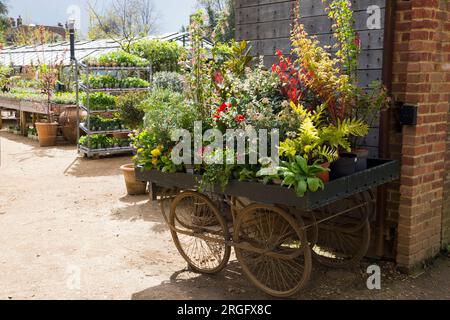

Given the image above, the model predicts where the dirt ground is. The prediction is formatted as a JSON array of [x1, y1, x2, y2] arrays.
[[0, 131, 449, 300]]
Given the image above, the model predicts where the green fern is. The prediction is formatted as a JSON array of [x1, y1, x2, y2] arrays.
[[280, 102, 369, 162]]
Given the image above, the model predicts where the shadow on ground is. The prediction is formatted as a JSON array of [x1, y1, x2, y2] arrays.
[[0, 131, 75, 161], [64, 154, 132, 177], [131, 261, 268, 300], [131, 256, 450, 300], [111, 198, 168, 233]]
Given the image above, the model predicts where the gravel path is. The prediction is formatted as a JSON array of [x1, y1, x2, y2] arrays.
[[0, 131, 449, 300]]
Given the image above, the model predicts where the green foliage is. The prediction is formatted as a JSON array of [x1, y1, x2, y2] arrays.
[[88, 115, 124, 131], [323, 0, 360, 82], [0, 66, 15, 90], [214, 40, 253, 77], [120, 77, 150, 88], [116, 92, 146, 129], [153, 72, 184, 93], [280, 103, 368, 164], [141, 88, 196, 144], [85, 50, 150, 67], [82, 92, 117, 110], [198, 0, 235, 43], [87, 75, 150, 89], [79, 135, 130, 149], [130, 40, 185, 72], [131, 130, 180, 173], [279, 156, 328, 197]]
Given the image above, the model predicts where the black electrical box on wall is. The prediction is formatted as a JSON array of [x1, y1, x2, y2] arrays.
[[400, 104, 418, 126]]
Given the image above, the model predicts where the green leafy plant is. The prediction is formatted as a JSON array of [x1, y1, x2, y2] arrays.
[[279, 156, 328, 197], [120, 77, 150, 88], [82, 92, 117, 110], [130, 40, 185, 72], [79, 135, 130, 149], [141, 88, 196, 144], [97, 50, 150, 67], [153, 72, 184, 93], [116, 92, 146, 129], [88, 115, 124, 131], [0, 66, 17, 91], [279, 102, 368, 164]]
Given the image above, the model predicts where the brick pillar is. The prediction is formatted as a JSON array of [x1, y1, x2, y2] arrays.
[[390, 0, 450, 272]]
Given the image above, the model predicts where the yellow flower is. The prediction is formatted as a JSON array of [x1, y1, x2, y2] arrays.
[[152, 158, 158, 166], [151, 148, 162, 157]]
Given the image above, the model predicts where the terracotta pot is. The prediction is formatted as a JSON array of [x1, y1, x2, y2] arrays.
[[120, 164, 147, 195], [35, 122, 58, 147], [59, 106, 84, 144], [318, 162, 330, 184]]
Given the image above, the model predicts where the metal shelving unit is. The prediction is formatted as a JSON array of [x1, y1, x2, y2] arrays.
[[76, 62, 152, 158]]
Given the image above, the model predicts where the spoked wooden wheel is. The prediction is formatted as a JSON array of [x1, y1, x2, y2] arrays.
[[234, 204, 312, 298], [169, 191, 231, 274], [312, 194, 371, 268]]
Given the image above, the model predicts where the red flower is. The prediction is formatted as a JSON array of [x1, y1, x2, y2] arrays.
[[276, 49, 283, 58], [235, 114, 246, 123], [354, 34, 361, 49], [218, 103, 230, 113]]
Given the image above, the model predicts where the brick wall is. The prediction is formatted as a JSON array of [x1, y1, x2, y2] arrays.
[[390, 0, 450, 272]]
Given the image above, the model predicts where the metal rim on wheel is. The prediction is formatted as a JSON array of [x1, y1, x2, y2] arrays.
[[234, 204, 312, 298], [169, 191, 231, 274], [312, 195, 371, 268]]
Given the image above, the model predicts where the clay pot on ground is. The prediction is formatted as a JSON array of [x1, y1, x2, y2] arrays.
[[330, 153, 357, 180], [120, 164, 148, 195], [353, 148, 370, 172], [318, 162, 330, 184], [59, 106, 85, 144], [35, 122, 58, 147]]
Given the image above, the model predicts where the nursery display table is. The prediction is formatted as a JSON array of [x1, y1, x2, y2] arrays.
[[136, 159, 399, 297]]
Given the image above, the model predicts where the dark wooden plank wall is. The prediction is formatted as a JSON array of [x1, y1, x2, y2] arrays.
[[235, 0, 386, 157]]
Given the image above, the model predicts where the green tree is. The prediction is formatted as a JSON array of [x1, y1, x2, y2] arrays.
[[197, 0, 235, 43], [0, 0, 9, 45]]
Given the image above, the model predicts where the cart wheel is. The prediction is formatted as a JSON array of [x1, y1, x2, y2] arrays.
[[234, 204, 312, 298], [169, 191, 231, 274], [312, 195, 371, 268]]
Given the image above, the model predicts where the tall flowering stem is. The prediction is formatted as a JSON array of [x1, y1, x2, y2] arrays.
[[323, 0, 361, 83]]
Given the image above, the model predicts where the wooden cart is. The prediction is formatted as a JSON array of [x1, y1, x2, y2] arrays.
[[136, 159, 399, 298]]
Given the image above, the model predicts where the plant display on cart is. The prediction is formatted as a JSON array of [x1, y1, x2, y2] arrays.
[[87, 115, 124, 131], [84, 51, 150, 68], [131, 2, 387, 198], [82, 92, 117, 110], [86, 75, 150, 89], [79, 135, 130, 149]]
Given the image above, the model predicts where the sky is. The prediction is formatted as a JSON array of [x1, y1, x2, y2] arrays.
[[7, 0, 198, 37]]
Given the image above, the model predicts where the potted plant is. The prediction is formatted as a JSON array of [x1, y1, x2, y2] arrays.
[[120, 164, 148, 195], [35, 64, 59, 147], [351, 83, 390, 171]]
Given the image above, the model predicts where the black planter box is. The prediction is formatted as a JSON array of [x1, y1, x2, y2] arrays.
[[136, 159, 399, 211]]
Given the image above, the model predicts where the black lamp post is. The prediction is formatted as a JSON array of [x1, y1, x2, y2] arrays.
[[68, 19, 76, 61]]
